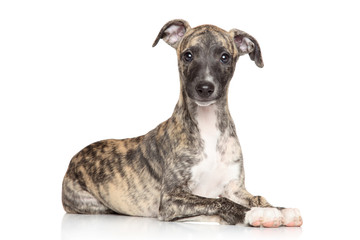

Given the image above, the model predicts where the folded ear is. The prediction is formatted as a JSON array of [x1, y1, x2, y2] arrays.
[[152, 19, 191, 49], [229, 29, 264, 68]]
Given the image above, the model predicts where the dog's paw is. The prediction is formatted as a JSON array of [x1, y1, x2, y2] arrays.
[[281, 208, 303, 227], [245, 207, 283, 228]]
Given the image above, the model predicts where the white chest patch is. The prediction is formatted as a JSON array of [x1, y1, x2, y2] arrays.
[[189, 105, 241, 198]]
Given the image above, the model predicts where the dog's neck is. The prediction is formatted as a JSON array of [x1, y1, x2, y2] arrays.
[[172, 88, 236, 137]]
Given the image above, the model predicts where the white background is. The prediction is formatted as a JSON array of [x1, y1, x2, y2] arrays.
[[1, 0, 359, 239]]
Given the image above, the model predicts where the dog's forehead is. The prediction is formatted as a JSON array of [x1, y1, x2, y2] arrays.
[[178, 25, 235, 53]]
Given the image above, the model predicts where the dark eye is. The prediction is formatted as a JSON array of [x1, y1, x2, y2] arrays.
[[183, 51, 193, 62], [220, 53, 230, 64]]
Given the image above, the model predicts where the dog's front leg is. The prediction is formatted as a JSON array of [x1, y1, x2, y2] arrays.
[[222, 180, 303, 227], [222, 180, 273, 208], [158, 188, 250, 225]]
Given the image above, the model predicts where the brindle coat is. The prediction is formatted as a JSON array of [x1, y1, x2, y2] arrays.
[[62, 20, 302, 227]]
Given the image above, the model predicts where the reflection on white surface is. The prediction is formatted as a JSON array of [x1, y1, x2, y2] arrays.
[[61, 214, 302, 240]]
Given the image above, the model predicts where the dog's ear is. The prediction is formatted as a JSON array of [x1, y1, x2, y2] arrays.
[[152, 19, 191, 49], [229, 29, 264, 68]]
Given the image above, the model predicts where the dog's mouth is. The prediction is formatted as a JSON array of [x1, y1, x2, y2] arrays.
[[195, 100, 216, 107]]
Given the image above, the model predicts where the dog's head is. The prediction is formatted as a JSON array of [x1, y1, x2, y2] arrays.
[[153, 19, 263, 106]]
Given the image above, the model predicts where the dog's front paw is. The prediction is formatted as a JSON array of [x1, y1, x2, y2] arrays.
[[245, 207, 282, 228], [281, 208, 303, 227]]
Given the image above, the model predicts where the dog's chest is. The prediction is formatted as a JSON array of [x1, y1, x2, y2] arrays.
[[189, 106, 241, 198]]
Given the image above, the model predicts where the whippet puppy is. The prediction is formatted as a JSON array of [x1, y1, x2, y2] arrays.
[[62, 19, 302, 227]]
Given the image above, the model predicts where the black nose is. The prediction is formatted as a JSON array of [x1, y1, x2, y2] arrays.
[[195, 82, 215, 98]]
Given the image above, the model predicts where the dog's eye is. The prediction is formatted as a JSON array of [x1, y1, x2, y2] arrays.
[[184, 52, 193, 62], [220, 53, 230, 64]]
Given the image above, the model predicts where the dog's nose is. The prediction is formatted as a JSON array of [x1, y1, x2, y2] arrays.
[[195, 82, 215, 98]]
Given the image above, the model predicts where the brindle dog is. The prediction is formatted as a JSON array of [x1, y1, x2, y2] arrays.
[[62, 19, 302, 227]]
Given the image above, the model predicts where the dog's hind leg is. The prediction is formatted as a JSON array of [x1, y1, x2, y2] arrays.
[[62, 176, 115, 214]]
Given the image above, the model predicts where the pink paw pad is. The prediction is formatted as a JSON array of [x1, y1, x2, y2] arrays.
[[251, 220, 261, 227], [263, 221, 275, 228]]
